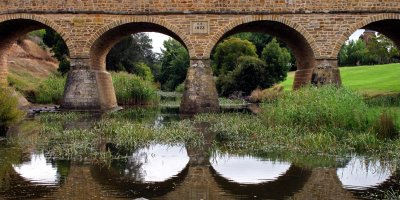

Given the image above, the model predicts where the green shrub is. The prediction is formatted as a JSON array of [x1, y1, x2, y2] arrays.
[[217, 56, 268, 96], [175, 82, 185, 93], [262, 86, 371, 131], [0, 88, 24, 131], [35, 74, 66, 104], [111, 72, 159, 105]]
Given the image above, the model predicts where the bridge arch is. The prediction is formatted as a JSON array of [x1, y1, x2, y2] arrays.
[[0, 14, 71, 86], [87, 17, 193, 71], [333, 13, 400, 59], [206, 16, 318, 89]]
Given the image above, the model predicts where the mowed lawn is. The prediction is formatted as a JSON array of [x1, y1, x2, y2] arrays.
[[281, 63, 400, 96]]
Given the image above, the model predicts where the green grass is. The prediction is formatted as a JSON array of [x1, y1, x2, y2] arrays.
[[280, 63, 400, 95]]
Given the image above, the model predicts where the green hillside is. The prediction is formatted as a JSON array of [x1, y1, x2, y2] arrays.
[[281, 63, 400, 96]]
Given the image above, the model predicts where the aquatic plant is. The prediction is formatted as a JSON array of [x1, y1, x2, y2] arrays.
[[262, 85, 371, 131]]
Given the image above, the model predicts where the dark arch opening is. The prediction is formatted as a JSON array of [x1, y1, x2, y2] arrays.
[[336, 19, 400, 97], [210, 20, 316, 93], [0, 19, 69, 104], [90, 22, 189, 72], [212, 20, 316, 71], [210, 164, 312, 199]]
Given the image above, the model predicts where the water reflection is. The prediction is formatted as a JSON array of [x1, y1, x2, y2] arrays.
[[13, 153, 60, 186], [122, 144, 189, 182], [337, 156, 392, 190], [211, 153, 292, 184]]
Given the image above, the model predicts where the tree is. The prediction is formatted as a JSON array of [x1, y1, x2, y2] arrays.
[[106, 33, 158, 77], [338, 40, 369, 66], [217, 56, 269, 96], [212, 37, 258, 76], [159, 39, 189, 91], [261, 38, 292, 84], [235, 32, 273, 56], [42, 29, 70, 75]]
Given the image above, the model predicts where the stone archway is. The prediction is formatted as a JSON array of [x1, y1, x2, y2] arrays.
[[206, 16, 318, 90], [0, 14, 71, 87]]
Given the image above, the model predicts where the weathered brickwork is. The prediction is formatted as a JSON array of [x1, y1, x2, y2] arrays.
[[1, 0, 400, 14], [0, 1, 398, 111]]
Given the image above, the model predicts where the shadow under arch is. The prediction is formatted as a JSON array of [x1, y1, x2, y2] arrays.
[[0, 15, 70, 86], [207, 18, 317, 89], [209, 164, 312, 199], [89, 163, 190, 199], [333, 14, 400, 59], [89, 20, 191, 71]]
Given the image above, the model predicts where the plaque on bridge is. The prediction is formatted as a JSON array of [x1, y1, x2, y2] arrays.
[[191, 21, 209, 34]]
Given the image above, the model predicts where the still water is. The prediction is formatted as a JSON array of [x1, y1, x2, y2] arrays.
[[0, 108, 399, 199]]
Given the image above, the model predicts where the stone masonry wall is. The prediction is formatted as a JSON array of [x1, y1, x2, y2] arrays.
[[0, 0, 399, 14]]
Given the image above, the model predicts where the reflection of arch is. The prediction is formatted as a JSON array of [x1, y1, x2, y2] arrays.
[[0, 14, 70, 85], [348, 169, 400, 199], [0, 169, 58, 199], [210, 165, 311, 199], [90, 163, 189, 199], [87, 18, 192, 71], [333, 14, 400, 58], [207, 16, 317, 70]]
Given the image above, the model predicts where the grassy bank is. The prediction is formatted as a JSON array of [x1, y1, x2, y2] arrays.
[[281, 63, 400, 96], [31, 86, 400, 163]]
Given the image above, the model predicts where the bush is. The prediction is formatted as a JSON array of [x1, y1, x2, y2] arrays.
[[175, 82, 185, 93], [262, 86, 371, 131], [217, 56, 268, 96], [212, 37, 258, 76], [0, 88, 24, 132], [112, 72, 159, 105], [35, 74, 66, 104]]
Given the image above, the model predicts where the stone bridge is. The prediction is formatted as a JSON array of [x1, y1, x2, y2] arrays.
[[0, 1, 399, 113]]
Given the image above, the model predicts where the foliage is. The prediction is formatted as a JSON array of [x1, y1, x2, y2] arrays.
[[339, 33, 400, 66], [43, 29, 70, 75], [261, 38, 292, 84], [212, 37, 258, 76], [159, 39, 189, 91], [175, 82, 185, 93], [0, 88, 24, 131], [111, 72, 159, 105], [217, 56, 268, 96], [262, 86, 372, 131], [35, 74, 66, 104], [106, 33, 158, 78], [235, 32, 273, 56], [36, 110, 202, 161], [338, 39, 369, 66]]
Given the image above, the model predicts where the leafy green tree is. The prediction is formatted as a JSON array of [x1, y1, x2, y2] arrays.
[[261, 38, 292, 84], [212, 37, 258, 76], [235, 32, 273, 56], [339, 40, 369, 66], [106, 33, 157, 77], [43, 29, 70, 75], [159, 39, 189, 91], [217, 56, 269, 96]]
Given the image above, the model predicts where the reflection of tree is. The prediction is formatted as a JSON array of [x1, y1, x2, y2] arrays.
[[0, 143, 23, 191]]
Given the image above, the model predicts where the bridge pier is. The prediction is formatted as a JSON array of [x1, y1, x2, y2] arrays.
[[311, 59, 342, 87], [180, 59, 219, 114], [61, 58, 118, 111]]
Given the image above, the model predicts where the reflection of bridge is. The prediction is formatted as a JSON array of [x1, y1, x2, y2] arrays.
[[0, 1, 400, 113], [4, 153, 400, 199]]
